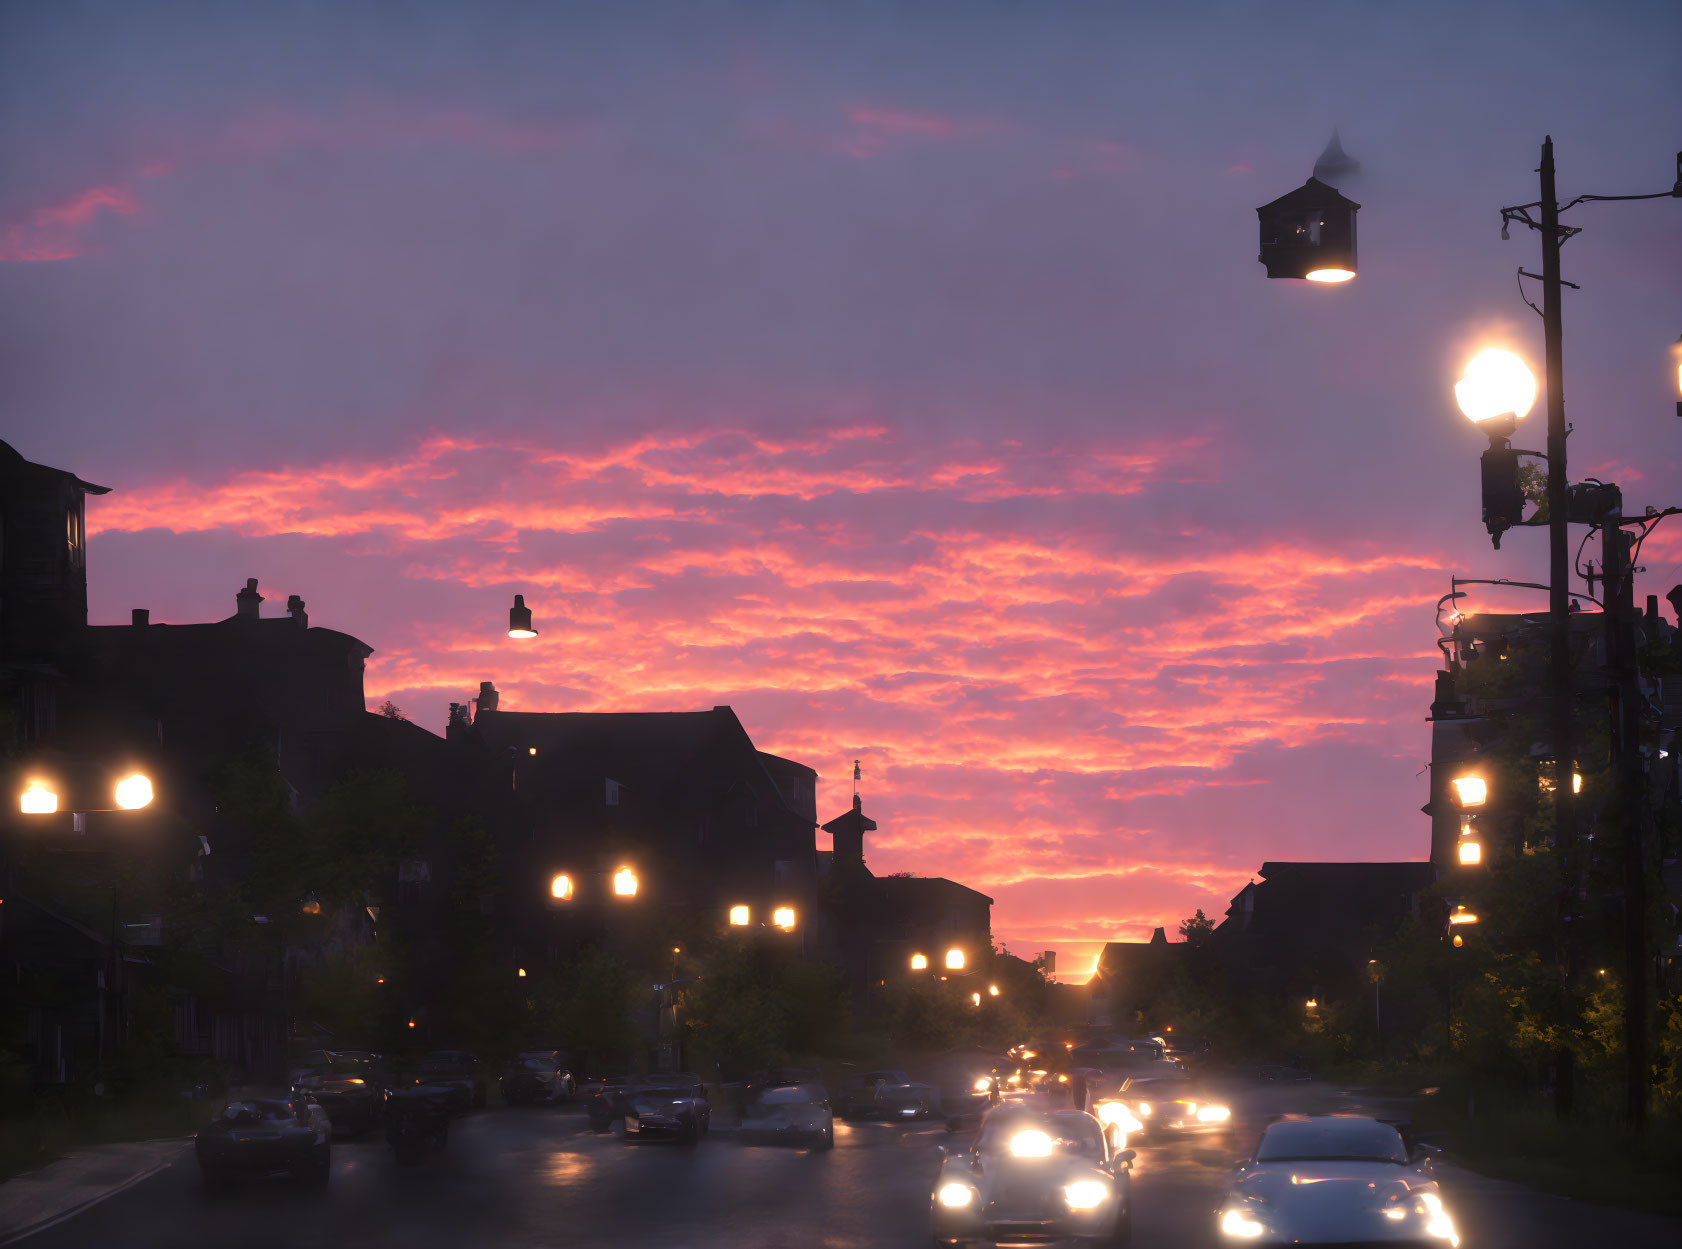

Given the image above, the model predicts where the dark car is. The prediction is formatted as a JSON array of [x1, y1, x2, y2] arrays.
[[195, 1089, 332, 1194], [1116, 1071, 1232, 1136], [835, 1069, 912, 1119], [292, 1052, 385, 1135], [501, 1055, 574, 1106], [877, 1080, 939, 1121], [741, 1082, 834, 1149], [412, 1050, 487, 1112], [619, 1073, 711, 1144]]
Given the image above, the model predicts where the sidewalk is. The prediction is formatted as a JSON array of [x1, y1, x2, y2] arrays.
[[0, 1138, 189, 1247]]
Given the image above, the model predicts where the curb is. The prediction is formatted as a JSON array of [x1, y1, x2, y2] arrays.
[[0, 1144, 187, 1248]]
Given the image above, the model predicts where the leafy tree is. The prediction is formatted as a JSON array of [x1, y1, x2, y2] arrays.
[[1178, 909, 1215, 948], [377, 700, 408, 720]]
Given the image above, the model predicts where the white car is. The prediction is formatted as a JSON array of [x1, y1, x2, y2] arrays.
[[1219, 1115, 1459, 1246], [740, 1083, 835, 1149]]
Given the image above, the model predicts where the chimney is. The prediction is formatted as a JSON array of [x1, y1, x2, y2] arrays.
[[1149, 926, 1167, 945], [131, 608, 149, 628], [477, 681, 499, 714], [235, 578, 263, 619], [286, 594, 308, 629]]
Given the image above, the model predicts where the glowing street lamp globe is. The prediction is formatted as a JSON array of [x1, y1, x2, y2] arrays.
[[613, 867, 639, 897], [550, 873, 573, 901], [909, 953, 928, 971], [1451, 775, 1487, 808], [1457, 840, 1482, 866], [1455, 349, 1537, 426], [728, 904, 750, 926], [944, 948, 966, 971], [772, 906, 796, 931]]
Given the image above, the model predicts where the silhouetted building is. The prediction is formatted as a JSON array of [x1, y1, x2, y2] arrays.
[[1216, 861, 1437, 1000]]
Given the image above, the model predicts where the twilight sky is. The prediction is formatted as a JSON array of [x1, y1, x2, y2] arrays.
[[4, 1, 1678, 978]]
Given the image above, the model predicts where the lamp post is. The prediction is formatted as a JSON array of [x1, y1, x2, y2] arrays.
[[1460, 137, 1680, 1132]]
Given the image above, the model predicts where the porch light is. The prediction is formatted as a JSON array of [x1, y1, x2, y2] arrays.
[[114, 773, 154, 809], [910, 953, 928, 970], [550, 873, 573, 901], [613, 867, 638, 897], [945, 948, 966, 971], [1458, 840, 1482, 866], [729, 904, 750, 926], [772, 906, 796, 930], [1450, 776, 1487, 807]]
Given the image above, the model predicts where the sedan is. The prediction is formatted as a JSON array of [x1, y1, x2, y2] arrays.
[[1219, 1115, 1458, 1246], [620, 1074, 711, 1144], [500, 1055, 574, 1106], [741, 1083, 834, 1149], [294, 1061, 384, 1136], [195, 1090, 332, 1194], [413, 1050, 487, 1112], [1116, 1071, 1232, 1136], [932, 1105, 1135, 1248]]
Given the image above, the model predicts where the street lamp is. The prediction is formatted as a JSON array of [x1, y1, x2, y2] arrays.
[[1448, 906, 1479, 926], [550, 873, 573, 901], [944, 948, 966, 971], [772, 906, 796, 931], [1450, 775, 1487, 808], [612, 867, 638, 897], [728, 904, 750, 926], [1457, 348, 1538, 549], [1457, 838, 1482, 866], [19, 781, 57, 814], [910, 953, 928, 971], [508, 594, 537, 639], [988, 984, 1000, 997], [113, 773, 154, 810]]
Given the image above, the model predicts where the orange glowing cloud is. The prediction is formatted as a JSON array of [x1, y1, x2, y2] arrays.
[[88, 427, 1450, 961]]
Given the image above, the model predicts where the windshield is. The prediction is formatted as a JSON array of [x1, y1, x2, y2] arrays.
[[1255, 1120, 1409, 1164], [977, 1116, 1105, 1157]]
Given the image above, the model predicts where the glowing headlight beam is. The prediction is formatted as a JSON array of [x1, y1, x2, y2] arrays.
[[1220, 1207, 1266, 1238], [1063, 1180, 1110, 1210], [936, 1182, 975, 1208]]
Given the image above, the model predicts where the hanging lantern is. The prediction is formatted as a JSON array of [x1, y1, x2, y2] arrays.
[[1257, 178, 1361, 282]]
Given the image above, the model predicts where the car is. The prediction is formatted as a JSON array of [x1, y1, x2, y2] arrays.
[[1218, 1115, 1457, 1245], [740, 1082, 834, 1149], [412, 1050, 487, 1112], [877, 1079, 939, 1121], [293, 1055, 385, 1135], [1115, 1069, 1232, 1135], [836, 1069, 913, 1119], [195, 1088, 332, 1194], [619, 1073, 711, 1144], [500, 1055, 574, 1106], [931, 1104, 1135, 1248]]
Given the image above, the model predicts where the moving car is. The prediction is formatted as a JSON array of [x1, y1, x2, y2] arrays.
[[620, 1073, 711, 1144], [412, 1050, 487, 1112], [740, 1082, 834, 1149], [876, 1079, 939, 1121], [932, 1105, 1135, 1248], [836, 1069, 913, 1118], [500, 1054, 574, 1106], [195, 1088, 332, 1194], [1116, 1069, 1232, 1136], [1218, 1115, 1457, 1246]]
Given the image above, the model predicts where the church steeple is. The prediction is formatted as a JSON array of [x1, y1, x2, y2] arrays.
[[1312, 128, 1359, 184], [822, 791, 877, 869]]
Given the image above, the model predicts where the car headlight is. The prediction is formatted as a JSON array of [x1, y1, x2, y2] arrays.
[[1063, 1180, 1110, 1210], [974, 1077, 993, 1092], [1137, 1102, 1152, 1115], [1418, 1192, 1459, 1245], [1009, 1129, 1054, 1157], [937, 1182, 975, 1208], [1095, 1101, 1143, 1133], [1220, 1207, 1266, 1238], [1196, 1105, 1231, 1122]]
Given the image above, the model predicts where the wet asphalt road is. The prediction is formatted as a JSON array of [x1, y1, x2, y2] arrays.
[[14, 1080, 1682, 1249]]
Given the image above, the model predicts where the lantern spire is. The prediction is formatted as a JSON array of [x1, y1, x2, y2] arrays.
[[1312, 128, 1359, 185]]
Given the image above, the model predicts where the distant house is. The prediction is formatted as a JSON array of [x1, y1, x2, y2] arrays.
[[817, 793, 994, 999], [462, 699, 821, 966]]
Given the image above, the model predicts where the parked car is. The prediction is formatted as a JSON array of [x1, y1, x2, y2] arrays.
[[931, 1105, 1134, 1248], [1219, 1115, 1453, 1245], [501, 1054, 574, 1106], [835, 1069, 913, 1119], [412, 1050, 487, 1112], [619, 1073, 711, 1144], [195, 1088, 332, 1194], [877, 1080, 940, 1121], [741, 1083, 834, 1149]]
